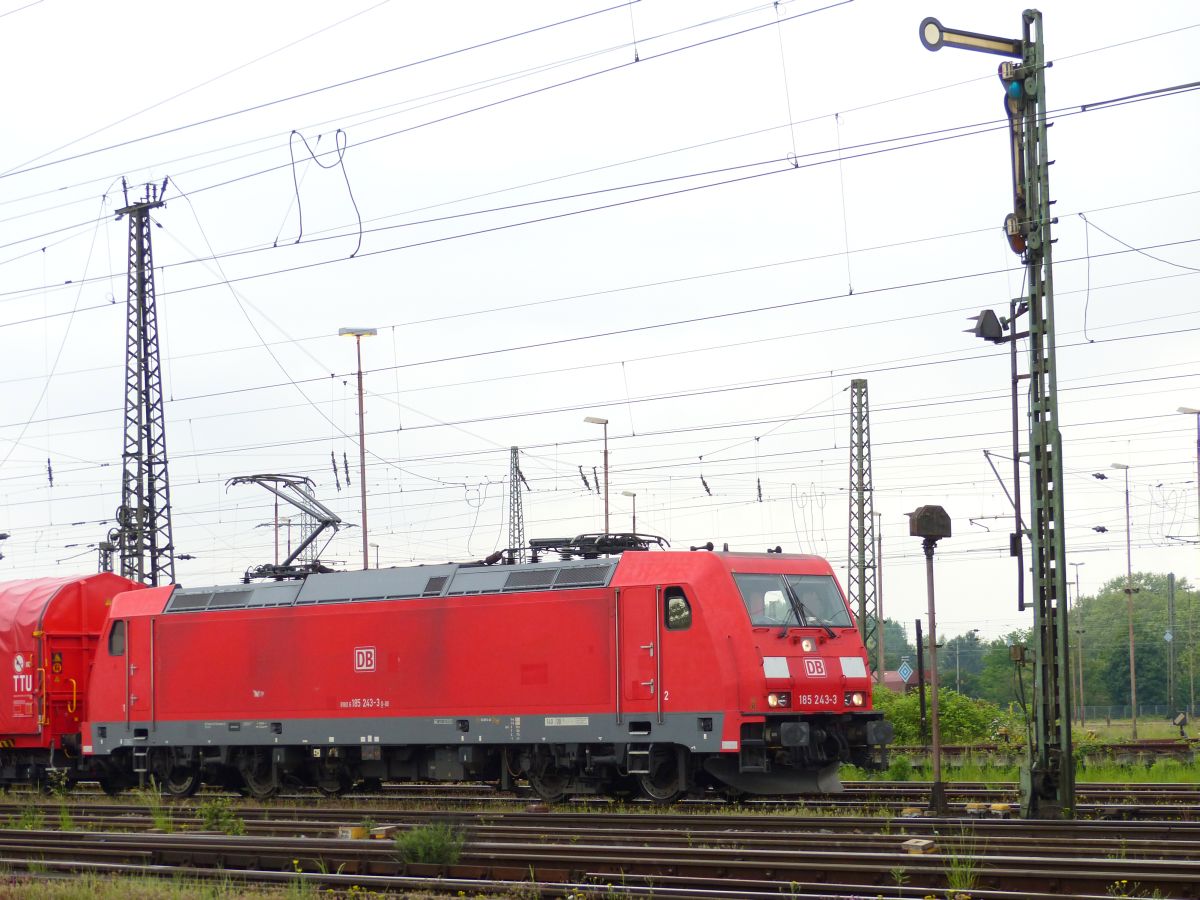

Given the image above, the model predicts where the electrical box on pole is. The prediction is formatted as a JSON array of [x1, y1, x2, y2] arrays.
[[847, 379, 878, 673], [922, 10, 1073, 818], [107, 179, 176, 588]]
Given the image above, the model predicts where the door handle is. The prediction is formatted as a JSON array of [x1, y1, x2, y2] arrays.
[[640, 679, 655, 694], [640, 642, 654, 657]]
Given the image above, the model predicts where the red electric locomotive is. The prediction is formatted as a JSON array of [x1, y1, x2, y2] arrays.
[[83, 536, 892, 799]]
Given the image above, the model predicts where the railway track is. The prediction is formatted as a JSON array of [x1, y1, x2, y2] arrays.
[[2, 808, 1200, 897]]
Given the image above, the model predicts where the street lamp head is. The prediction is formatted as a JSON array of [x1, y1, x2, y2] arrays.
[[338, 327, 377, 337], [621, 490, 636, 498], [583, 416, 609, 426], [1179, 407, 1200, 415], [1110, 463, 1129, 471]]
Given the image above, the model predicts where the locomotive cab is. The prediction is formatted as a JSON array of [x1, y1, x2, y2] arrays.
[[701, 559, 892, 794]]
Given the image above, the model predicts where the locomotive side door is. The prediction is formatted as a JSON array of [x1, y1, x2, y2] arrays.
[[124, 617, 156, 729], [619, 586, 661, 707]]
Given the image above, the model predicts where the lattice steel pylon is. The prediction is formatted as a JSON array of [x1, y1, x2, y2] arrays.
[[847, 379, 878, 671], [508, 447, 529, 562], [1006, 12, 1073, 820], [106, 179, 175, 587]]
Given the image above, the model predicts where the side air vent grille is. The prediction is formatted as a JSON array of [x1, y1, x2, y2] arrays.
[[422, 576, 448, 596], [553, 564, 613, 587]]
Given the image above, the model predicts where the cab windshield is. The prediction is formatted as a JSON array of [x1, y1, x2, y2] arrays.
[[733, 573, 854, 629]]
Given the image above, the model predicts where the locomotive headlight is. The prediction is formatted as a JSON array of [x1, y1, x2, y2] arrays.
[[800, 638, 815, 652], [767, 692, 791, 708], [845, 691, 866, 707]]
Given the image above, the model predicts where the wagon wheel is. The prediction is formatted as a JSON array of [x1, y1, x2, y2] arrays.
[[238, 752, 279, 800], [161, 765, 201, 798], [637, 747, 684, 803]]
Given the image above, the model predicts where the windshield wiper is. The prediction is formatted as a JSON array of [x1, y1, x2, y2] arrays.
[[783, 579, 836, 638]]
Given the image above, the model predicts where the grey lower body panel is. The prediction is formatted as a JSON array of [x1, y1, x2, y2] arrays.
[[89, 711, 727, 755]]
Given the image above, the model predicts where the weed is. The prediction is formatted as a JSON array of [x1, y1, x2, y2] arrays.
[[1105, 879, 1166, 899], [394, 821, 465, 865], [132, 777, 175, 833], [197, 796, 246, 835], [11, 804, 45, 830], [942, 826, 981, 896]]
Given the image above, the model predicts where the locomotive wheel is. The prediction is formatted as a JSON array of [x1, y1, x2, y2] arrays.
[[161, 766, 201, 798], [238, 753, 279, 800], [316, 771, 352, 797], [98, 776, 127, 797], [637, 748, 684, 803], [528, 770, 569, 803]]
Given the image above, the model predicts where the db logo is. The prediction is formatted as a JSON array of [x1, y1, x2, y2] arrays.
[[354, 647, 376, 673], [803, 658, 827, 678]]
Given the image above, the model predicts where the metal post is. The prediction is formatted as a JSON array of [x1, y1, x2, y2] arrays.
[[1180, 407, 1200, 717], [1071, 561, 1085, 727], [1114, 463, 1137, 737], [355, 336, 369, 571], [923, 12, 1073, 816], [908, 504, 950, 815], [110, 180, 175, 587], [603, 425, 609, 533], [339, 327, 377, 572], [584, 417, 610, 533], [915, 620, 927, 740], [848, 380, 878, 665], [622, 490, 637, 533], [923, 538, 945, 814], [1169, 573, 1177, 713], [876, 513, 885, 682]]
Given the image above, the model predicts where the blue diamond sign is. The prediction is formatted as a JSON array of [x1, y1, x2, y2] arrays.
[[897, 660, 914, 683]]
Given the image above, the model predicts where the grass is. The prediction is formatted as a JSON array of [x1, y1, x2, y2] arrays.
[[0, 873, 279, 898], [132, 778, 175, 833], [394, 821, 465, 865], [846, 754, 1200, 784]]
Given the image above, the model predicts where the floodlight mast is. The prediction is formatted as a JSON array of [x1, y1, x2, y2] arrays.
[[924, 10, 1073, 820]]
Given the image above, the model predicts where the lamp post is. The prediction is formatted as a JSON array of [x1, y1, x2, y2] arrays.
[[1177, 407, 1199, 716], [908, 504, 951, 815], [1181, 408, 1200, 546], [370, 542, 379, 569], [584, 416, 610, 533], [1070, 561, 1086, 726], [621, 490, 637, 533], [1112, 462, 1138, 738], [339, 327, 377, 571]]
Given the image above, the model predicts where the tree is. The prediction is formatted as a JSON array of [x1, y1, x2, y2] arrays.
[[1071, 572, 1195, 715], [939, 629, 984, 695], [880, 618, 917, 671]]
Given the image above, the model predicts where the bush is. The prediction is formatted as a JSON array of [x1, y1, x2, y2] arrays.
[[395, 822, 464, 865], [873, 685, 1020, 744], [885, 755, 913, 780]]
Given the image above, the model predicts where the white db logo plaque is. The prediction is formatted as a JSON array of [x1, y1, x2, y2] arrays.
[[354, 647, 376, 672]]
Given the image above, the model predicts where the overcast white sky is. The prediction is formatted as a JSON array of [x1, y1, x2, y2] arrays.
[[0, 0, 1197, 642]]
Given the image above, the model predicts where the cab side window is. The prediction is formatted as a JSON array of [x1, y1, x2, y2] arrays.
[[108, 620, 126, 656], [664, 587, 692, 630]]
